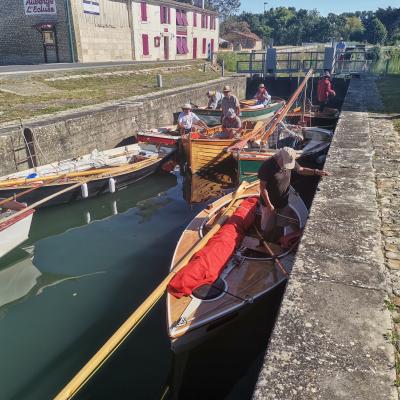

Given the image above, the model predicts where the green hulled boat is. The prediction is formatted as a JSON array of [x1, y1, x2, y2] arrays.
[[194, 97, 285, 126]]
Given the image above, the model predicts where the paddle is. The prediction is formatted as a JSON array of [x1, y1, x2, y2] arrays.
[[254, 225, 289, 277], [53, 180, 258, 400]]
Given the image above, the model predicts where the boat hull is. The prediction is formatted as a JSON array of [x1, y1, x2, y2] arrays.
[[194, 101, 284, 126], [0, 210, 34, 258], [0, 156, 171, 207]]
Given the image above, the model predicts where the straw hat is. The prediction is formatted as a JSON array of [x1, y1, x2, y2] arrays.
[[279, 147, 297, 170], [206, 90, 216, 96], [259, 83, 265, 88], [222, 85, 231, 92], [182, 103, 192, 110]]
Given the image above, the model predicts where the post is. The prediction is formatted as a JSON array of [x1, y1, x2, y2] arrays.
[[385, 59, 390, 75], [65, 0, 75, 63], [156, 74, 163, 88], [221, 59, 225, 77], [203, 63, 206, 72]]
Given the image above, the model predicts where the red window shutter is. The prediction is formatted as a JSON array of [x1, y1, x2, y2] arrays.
[[202, 38, 206, 54], [177, 37, 184, 54], [201, 14, 205, 28], [141, 2, 147, 21], [182, 12, 188, 26], [182, 37, 189, 54], [206, 15, 208, 29], [168, 7, 171, 24], [193, 12, 197, 27], [142, 34, 149, 55], [176, 9, 183, 25], [160, 6, 164, 23], [211, 39, 214, 53]]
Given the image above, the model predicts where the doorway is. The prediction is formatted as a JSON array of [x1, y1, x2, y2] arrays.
[[164, 36, 169, 60], [193, 37, 197, 59]]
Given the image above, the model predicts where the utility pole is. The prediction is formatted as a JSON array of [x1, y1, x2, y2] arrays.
[[264, 2, 268, 13]]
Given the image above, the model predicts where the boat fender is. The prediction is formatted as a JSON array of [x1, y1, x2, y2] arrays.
[[81, 183, 89, 198], [108, 177, 116, 193]]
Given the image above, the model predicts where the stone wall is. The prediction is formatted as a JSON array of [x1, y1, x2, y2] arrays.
[[252, 76, 397, 400], [0, 0, 71, 65], [0, 76, 246, 175]]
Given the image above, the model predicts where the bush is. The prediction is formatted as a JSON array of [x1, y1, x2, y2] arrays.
[[216, 51, 249, 72], [367, 46, 382, 61]]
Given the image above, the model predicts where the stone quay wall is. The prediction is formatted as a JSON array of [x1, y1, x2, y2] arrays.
[[0, 76, 246, 176], [253, 76, 397, 400]]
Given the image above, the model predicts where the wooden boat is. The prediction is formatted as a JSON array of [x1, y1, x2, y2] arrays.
[[0, 201, 34, 258], [182, 120, 269, 174], [234, 126, 333, 183], [0, 143, 176, 207], [193, 97, 285, 126], [136, 125, 182, 147], [286, 106, 339, 127], [167, 182, 308, 352]]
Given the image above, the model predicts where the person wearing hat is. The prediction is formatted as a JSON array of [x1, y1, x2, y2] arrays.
[[206, 90, 223, 110], [317, 71, 336, 112], [221, 108, 242, 138], [258, 147, 330, 241], [221, 85, 240, 120], [254, 83, 272, 106], [336, 37, 346, 54], [177, 103, 208, 133]]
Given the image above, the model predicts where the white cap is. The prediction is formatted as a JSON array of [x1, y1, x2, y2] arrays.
[[182, 103, 192, 110], [280, 147, 297, 169]]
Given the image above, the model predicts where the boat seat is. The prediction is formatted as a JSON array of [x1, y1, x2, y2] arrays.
[[241, 235, 282, 255]]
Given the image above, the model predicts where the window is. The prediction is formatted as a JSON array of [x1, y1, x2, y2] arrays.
[[177, 36, 188, 54], [140, 2, 147, 22], [160, 5, 170, 24], [210, 16, 216, 30], [182, 11, 188, 26], [142, 34, 149, 55], [205, 15, 208, 29], [176, 9, 188, 26], [202, 38, 206, 54], [193, 12, 197, 27], [201, 14, 205, 28], [43, 31, 55, 45]]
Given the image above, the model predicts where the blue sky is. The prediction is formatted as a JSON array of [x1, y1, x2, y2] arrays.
[[239, 1, 395, 15]]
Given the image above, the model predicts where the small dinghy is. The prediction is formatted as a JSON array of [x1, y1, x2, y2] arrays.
[[0, 200, 34, 259], [0, 143, 176, 207], [167, 181, 308, 352], [137, 126, 182, 147]]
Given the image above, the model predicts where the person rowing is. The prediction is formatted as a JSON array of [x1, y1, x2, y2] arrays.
[[177, 103, 209, 134], [221, 108, 242, 139]]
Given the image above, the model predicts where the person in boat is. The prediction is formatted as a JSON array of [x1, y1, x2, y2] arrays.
[[317, 71, 336, 112], [221, 108, 242, 139], [258, 147, 330, 241], [221, 85, 240, 120], [254, 83, 271, 106], [177, 103, 209, 134], [206, 90, 223, 110]]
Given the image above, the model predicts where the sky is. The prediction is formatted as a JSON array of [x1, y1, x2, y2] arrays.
[[239, 0, 395, 16]]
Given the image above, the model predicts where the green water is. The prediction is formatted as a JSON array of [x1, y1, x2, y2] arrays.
[[370, 58, 400, 74], [0, 171, 212, 400]]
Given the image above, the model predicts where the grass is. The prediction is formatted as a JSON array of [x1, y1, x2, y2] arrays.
[[0, 61, 221, 124], [376, 74, 400, 135]]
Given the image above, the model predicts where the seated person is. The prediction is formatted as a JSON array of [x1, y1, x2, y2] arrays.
[[254, 83, 272, 106], [206, 90, 223, 110], [221, 108, 242, 139], [177, 103, 208, 134]]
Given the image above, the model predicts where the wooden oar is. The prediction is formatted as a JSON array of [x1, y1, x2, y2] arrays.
[[0, 175, 67, 208], [254, 225, 289, 277], [0, 157, 158, 188], [53, 180, 258, 400]]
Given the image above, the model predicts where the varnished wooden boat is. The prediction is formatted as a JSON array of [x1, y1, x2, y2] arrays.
[[136, 125, 182, 146], [286, 106, 339, 127], [167, 183, 308, 352], [193, 97, 285, 126], [182, 120, 269, 174], [0, 143, 176, 207]]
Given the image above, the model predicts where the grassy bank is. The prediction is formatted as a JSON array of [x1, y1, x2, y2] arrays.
[[0, 61, 221, 124], [376, 74, 400, 134]]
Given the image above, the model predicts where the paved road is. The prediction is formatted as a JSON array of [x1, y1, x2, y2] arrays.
[[0, 60, 192, 76]]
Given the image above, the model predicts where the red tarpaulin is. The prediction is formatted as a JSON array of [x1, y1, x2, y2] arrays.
[[168, 197, 258, 299]]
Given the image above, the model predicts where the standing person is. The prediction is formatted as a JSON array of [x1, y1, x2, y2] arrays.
[[221, 85, 240, 120], [336, 38, 346, 55], [317, 71, 336, 112], [254, 83, 272, 106], [222, 108, 242, 138], [258, 147, 330, 241], [177, 103, 208, 133], [206, 90, 223, 110]]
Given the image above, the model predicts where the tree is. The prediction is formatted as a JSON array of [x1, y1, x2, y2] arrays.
[[206, 0, 240, 19], [366, 17, 388, 44], [220, 18, 251, 36], [343, 16, 364, 41]]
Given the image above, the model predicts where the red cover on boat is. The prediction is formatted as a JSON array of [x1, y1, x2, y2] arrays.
[[168, 197, 258, 299]]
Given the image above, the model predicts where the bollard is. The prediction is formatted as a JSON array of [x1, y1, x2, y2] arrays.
[[385, 59, 390, 75], [203, 63, 206, 73], [221, 59, 225, 77], [157, 74, 163, 88]]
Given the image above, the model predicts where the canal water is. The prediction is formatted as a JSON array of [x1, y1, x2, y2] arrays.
[[2, 167, 274, 400]]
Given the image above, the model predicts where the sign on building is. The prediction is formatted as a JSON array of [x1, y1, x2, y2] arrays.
[[83, 0, 100, 15], [24, 0, 57, 15]]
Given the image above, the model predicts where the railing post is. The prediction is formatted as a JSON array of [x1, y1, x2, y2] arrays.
[[221, 59, 225, 77]]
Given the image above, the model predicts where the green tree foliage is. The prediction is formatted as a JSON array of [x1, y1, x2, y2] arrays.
[[206, 0, 240, 18], [220, 6, 399, 46]]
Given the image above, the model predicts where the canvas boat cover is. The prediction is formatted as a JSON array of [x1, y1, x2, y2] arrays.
[[168, 197, 258, 299]]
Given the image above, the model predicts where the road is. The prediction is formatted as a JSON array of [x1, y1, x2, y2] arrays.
[[0, 60, 192, 76]]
